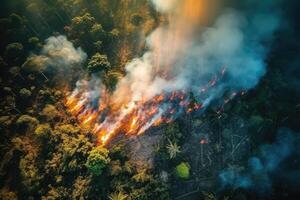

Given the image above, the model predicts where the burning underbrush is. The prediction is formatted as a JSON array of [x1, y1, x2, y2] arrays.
[[66, 81, 205, 145], [65, 67, 244, 146]]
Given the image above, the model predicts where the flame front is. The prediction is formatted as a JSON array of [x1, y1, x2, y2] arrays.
[[66, 87, 204, 145]]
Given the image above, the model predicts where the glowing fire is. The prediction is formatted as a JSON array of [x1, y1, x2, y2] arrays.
[[66, 87, 202, 145], [64, 68, 234, 146]]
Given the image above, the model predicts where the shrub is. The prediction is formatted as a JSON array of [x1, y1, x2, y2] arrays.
[[86, 146, 110, 176], [175, 162, 190, 179]]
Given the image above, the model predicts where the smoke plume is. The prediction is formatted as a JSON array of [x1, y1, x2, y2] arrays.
[[113, 0, 281, 111], [150, 0, 179, 13], [66, 0, 282, 144], [25, 35, 87, 72], [219, 128, 300, 193], [41, 35, 87, 67]]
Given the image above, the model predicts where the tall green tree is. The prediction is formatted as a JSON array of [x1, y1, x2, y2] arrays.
[[86, 146, 110, 176]]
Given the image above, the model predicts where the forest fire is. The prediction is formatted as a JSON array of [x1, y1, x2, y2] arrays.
[[66, 88, 204, 145], [65, 0, 210, 145], [65, 0, 258, 146]]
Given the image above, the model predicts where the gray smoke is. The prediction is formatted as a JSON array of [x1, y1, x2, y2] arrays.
[[150, 0, 179, 13], [41, 35, 87, 67], [109, 1, 281, 115], [24, 35, 87, 73], [219, 128, 300, 193]]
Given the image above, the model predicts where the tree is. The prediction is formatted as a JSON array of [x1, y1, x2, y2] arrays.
[[102, 71, 123, 91], [4, 42, 24, 65], [109, 191, 128, 200], [166, 139, 181, 159], [28, 37, 42, 51], [9, 13, 25, 29], [9, 66, 24, 80], [72, 176, 92, 200], [91, 23, 104, 37], [40, 104, 60, 122], [175, 162, 190, 179], [19, 88, 32, 99], [249, 115, 264, 127], [94, 40, 103, 51], [65, 12, 105, 52], [165, 123, 183, 144], [132, 168, 151, 183], [19, 152, 42, 192], [41, 186, 68, 200], [86, 146, 110, 176], [0, 116, 13, 129], [16, 115, 39, 130], [34, 123, 51, 139], [109, 160, 122, 176], [87, 53, 111, 74], [68, 13, 95, 36], [202, 192, 218, 200], [37, 89, 55, 104], [0, 188, 18, 200]]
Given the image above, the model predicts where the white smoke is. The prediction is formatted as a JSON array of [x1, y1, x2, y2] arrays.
[[151, 0, 179, 13], [41, 35, 87, 67]]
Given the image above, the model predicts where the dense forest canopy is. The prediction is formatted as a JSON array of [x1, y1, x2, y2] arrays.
[[0, 0, 299, 200]]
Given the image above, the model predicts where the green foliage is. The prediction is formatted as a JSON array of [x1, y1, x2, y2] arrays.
[[4, 42, 24, 64], [9, 66, 21, 78], [86, 146, 110, 176], [124, 161, 134, 174], [0, 116, 13, 128], [110, 29, 120, 38], [249, 115, 264, 127], [102, 71, 123, 91], [19, 88, 32, 98], [41, 186, 69, 200], [87, 53, 111, 74], [132, 168, 151, 183], [28, 37, 42, 50], [19, 152, 42, 192], [175, 162, 190, 179], [109, 191, 128, 200], [128, 178, 170, 200], [37, 89, 56, 104], [0, 189, 18, 200], [94, 40, 103, 51], [34, 123, 51, 138], [109, 160, 122, 176], [72, 176, 92, 199], [9, 13, 25, 28], [166, 139, 181, 159], [202, 192, 218, 200], [41, 104, 60, 121], [164, 123, 183, 144], [56, 124, 79, 135], [65, 12, 108, 53], [70, 13, 95, 34], [16, 115, 39, 129]]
